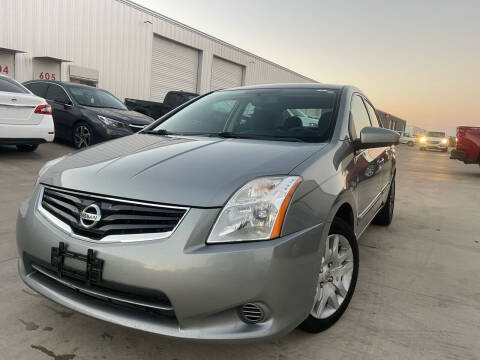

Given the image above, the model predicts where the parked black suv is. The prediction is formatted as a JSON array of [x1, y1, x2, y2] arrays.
[[23, 81, 154, 148]]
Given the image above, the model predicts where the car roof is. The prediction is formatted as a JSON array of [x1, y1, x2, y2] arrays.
[[223, 83, 346, 91], [23, 80, 94, 89]]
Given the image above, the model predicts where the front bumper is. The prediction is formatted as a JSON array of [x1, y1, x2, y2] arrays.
[[450, 149, 465, 160], [17, 186, 325, 342], [420, 143, 448, 150]]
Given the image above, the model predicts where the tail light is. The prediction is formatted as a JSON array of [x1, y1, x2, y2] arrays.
[[34, 104, 52, 115]]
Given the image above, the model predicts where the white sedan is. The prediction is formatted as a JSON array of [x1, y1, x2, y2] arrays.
[[0, 75, 54, 152]]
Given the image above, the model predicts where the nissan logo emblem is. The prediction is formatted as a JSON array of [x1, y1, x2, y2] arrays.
[[80, 204, 102, 228]]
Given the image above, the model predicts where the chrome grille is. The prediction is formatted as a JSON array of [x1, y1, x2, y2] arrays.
[[40, 186, 187, 241]]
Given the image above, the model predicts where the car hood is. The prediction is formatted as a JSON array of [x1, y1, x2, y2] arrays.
[[41, 134, 326, 207], [83, 107, 154, 124]]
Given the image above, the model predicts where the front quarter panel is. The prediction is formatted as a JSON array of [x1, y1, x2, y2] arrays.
[[282, 140, 357, 237]]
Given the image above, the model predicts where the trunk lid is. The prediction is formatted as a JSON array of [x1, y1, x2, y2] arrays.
[[0, 91, 45, 125]]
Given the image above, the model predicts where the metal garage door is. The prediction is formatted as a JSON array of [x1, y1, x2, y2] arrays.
[[210, 57, 244, 91], [150, 36, 199, 101]]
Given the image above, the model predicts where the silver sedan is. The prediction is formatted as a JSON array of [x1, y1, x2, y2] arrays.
[[17, 84, 399, 341]]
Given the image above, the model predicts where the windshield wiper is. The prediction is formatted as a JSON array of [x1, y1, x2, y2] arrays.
[[142, 129, 180, 136], [214, 132, 304, 142]]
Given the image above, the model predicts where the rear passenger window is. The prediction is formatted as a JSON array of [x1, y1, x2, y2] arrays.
[[350, 94, 372, 139], [0, 77, 28, 94], [46, 84, 70, 103], [364, 100, 382, 127], [24, 82, 48, 98]]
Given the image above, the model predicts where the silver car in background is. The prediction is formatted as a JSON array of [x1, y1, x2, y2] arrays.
[[17, 84, 399, 341]]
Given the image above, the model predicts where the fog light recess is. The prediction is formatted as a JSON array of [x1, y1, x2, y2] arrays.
[[239, 303, 266, 324]]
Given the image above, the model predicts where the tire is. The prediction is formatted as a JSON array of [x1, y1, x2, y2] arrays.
[[299, 218, 359, 333], [72, 122, 94, 149], [442, 148, 448, 152], [372, 178, 395, 226], [408, 141, 414, 147], [420, 147, 425, 151], [16, 144, 39, 152]]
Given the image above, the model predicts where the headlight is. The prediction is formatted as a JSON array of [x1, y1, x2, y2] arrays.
[[98, 115, 128, 129], [207, 176, 302, 244], [36, 156, 66, 185], [420, 137, 426, 143], [441, 138, 448, 144]]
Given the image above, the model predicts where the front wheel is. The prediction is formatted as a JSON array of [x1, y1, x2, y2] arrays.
[[408, 141, 414, 147], [299, 218, 359, 333], [72, 122, 94, 149]]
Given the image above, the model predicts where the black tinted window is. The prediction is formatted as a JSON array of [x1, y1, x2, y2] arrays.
[[46, 84, 70, 103], [0, 77, 28, 94], [69, 86, 127, 110], [350, 95, 372, 139], [152, 88, 339, 143], [25, 82, 48, 97]]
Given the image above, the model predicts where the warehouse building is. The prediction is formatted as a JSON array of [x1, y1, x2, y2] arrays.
[[0, 0, 315, 103], [376, 110, 407, 132]]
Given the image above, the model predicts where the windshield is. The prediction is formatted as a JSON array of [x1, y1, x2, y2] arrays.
[[149, 88, 339, 142], [69, 86, 127, 110], [427, 131, 445, 138]]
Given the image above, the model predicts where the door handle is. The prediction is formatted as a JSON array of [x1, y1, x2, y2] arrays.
[[377, 158, 385, 166]]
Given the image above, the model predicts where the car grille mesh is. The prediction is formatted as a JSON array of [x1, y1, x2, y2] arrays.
[[41, 186, 187, 240]]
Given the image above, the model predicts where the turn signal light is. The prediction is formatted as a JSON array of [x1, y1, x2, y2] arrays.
[[34, 104, 52, 115]]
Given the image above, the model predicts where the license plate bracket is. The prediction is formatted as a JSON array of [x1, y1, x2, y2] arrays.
[[51, 242, 104, 285]]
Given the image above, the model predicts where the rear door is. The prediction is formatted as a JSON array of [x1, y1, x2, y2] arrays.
[[44, 84, 74, 139], [0, 77, 43, 125]]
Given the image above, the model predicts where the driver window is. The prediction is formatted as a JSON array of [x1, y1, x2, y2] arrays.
[[350, 94, 372, 140], [46, 85, 69, 104], [363, 100, 382, 127]]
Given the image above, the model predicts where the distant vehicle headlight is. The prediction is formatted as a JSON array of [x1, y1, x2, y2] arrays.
[[441, 138, 448, 144], [207, 176, 302, 244], [420, 137, 427, 143], [98, 115, 128, 129]]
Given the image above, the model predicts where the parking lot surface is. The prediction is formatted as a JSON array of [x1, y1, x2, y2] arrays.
[[1, 143, 479, 360]]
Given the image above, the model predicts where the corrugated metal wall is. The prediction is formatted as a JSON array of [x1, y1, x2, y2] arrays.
[[0, 0, 316, 102], [377, 110, 406, 131]]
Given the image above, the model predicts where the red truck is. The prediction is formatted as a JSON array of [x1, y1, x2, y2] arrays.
[[450, 126, 480, 165]]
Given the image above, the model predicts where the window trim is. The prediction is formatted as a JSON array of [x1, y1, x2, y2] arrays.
[[362, 97, 382, 128], [349, 92, 373, 141]]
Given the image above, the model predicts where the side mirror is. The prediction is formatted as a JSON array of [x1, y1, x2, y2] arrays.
[[354, 127, 400, 150], [63, 101, 73, 109]]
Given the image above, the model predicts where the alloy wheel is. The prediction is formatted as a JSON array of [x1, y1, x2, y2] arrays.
[[74, 125, 92, 148], [311, 234, 354, 319]]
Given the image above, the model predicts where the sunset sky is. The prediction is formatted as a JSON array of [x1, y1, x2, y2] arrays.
[[138, 0, 479, 135]]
